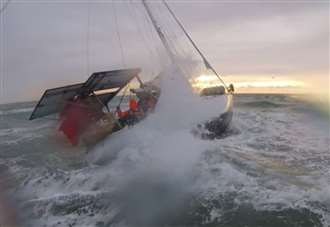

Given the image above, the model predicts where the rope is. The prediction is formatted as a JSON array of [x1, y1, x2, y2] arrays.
[[143, 1, 189, 77], [116, 85, 129, 108], [157, 14, 191, 77], [157, 2, 202, 76], [86, 0, 91, 77], [0, 0, 11, 15], [127, 2, 151, 71], [140, 2, 164, 67], [112, 0, 126, 67], [156, 3, 214, 84], [127, 1, 158, 75], [0, 0, 8, 109], [162, 0, 228, 90]]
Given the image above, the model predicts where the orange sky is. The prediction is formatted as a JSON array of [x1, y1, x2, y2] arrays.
[[0, 1, 328, 104], [190, 73, 329, 95]]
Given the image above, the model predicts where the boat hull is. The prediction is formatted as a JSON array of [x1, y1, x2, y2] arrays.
[[195, 94, 234, 139]]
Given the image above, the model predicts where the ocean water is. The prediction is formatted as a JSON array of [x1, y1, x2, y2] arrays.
[[0, 94, 329, 227]]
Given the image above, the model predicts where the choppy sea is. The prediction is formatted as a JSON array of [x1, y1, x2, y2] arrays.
[[0, 94, 329, 227]]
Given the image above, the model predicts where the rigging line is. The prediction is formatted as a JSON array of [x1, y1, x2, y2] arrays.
[[135, 2, 158, 53], [132, 8, 158, 76], [142, 1, 185, 77], [159, 25, 190, 78], [162, 0, 228, 90], [167, 15, 193, 60], [146, 0, 170, 57], [140, 3, 159, 47], [0, 0, 8, 110], [164, 20, 201, 78], [159, 2, 199, 66], [163, 22, 188, 62], [112, 0, 126, 68], [135, 0, 164, 73], [157, 3, 202, 79], [127, 1, 157, 74], [141, 2, 169, 69], [159, 20, 191, 76], [0, 0, 11, 15], [140, 2, 163, 66], [86, 0, 91, 77], [142, 0, 176, 66], [117, 84, 129, 107], [152, 1, 189, 72], [169, 31, 199, 77]]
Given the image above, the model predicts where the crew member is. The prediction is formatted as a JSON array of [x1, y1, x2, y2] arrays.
[[116, 97, 143, 126]]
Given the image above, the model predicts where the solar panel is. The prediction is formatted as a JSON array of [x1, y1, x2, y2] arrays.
[[93, 92, 117, 107], [29, 68, 141, 120], [29, 83, 83, 120], [83, 68, 141, 93]]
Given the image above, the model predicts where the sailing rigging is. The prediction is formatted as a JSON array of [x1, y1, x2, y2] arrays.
[[28, 0, 234, 145], [161, 0, 229, 91], [141, 0, 234, 139]]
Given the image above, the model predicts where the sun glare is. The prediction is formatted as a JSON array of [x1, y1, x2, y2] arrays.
[[190, 74, 308, 93]]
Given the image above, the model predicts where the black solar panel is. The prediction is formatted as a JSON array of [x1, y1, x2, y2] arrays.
[[29, 68, 141, 120], [83, 68, 141, 93], [29, 83, 83, 120]]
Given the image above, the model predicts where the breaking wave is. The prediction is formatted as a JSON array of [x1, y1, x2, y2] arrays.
[[0, 107, 34, 116], [238, 100, 284, 108], [0, 68, 329, 227]]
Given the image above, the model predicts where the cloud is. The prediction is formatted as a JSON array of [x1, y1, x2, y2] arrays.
[[0, 1, 329, 103], [170, 2, 329, 76]]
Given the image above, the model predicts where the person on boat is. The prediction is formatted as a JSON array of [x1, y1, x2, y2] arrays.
[[131, 86, 158, 114], [139, 94, 157, 113], [116, 97, 143, 126]]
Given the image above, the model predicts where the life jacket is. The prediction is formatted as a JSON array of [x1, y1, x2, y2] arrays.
[[129, 99, 138, 112], [117, 108, 129, 118]]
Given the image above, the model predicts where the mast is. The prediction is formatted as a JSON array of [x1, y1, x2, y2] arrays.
[[141, 0, 177, 65], [162, 0, 228, 90]]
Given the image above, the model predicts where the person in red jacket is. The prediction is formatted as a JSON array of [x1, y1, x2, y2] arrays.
[[116, 98, 143, 126]]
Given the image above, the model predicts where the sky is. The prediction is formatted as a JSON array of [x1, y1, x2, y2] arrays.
[[0, 0, 329, 104]]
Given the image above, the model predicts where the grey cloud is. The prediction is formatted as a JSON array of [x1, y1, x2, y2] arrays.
[[0, 0, 329, 103]]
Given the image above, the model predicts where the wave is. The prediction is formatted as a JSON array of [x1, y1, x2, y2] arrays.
[[0, 107, 34, 116], [238, 100, 285, 108], [2, 67, 329, 226]]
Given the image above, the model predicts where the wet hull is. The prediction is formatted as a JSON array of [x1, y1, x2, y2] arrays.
[[196, 94, 234, 139]]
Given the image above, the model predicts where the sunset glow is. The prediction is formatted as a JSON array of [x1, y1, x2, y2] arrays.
[[191, 74, 310, 94]]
